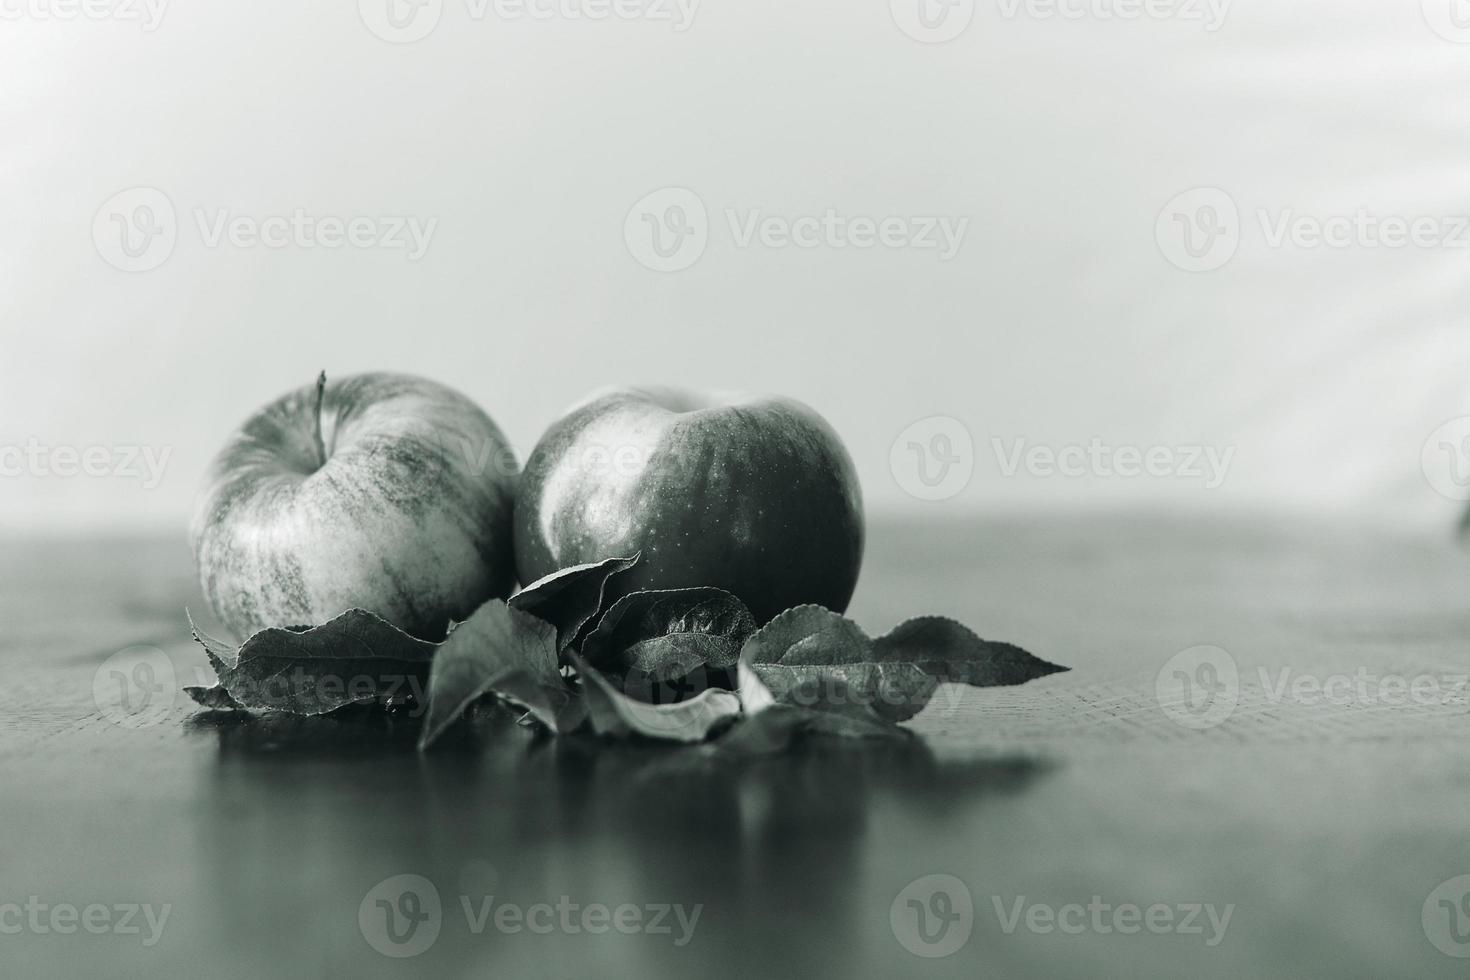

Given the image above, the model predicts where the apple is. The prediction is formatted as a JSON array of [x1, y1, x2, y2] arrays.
[[191, 372, 518, 641], [513, 387, 864, 624]]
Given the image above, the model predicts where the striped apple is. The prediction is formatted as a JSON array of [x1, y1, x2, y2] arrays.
[[191, 372, 518, 641]]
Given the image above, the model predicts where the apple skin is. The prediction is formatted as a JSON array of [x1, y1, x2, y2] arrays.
[[191, 372, 518, 641], [513, 387, 864, 624]]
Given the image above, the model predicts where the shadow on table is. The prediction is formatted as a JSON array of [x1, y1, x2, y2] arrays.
[[182, 707, 1055, 977]]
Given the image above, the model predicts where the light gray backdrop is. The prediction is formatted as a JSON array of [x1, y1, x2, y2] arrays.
[[3, 0, 1468, 533]]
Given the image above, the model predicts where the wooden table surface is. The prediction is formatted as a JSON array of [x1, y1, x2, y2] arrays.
[[4, 515, 1470, 979]]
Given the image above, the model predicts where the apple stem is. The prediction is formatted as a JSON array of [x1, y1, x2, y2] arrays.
[[312, 370, 328, 469]]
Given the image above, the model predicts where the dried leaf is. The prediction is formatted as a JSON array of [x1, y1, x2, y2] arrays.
[[736, 659, 775, 714], [724, 671, 908, 753], [191, 608, 435, 716], [737, 606, 1066, 726], [418, 600, 584, 750], [508, 554, 640, 652], [186, 608, 239, 673], [572, 654, 740, 743], [871, 616, 1068, 685], [741, 605, 873, 665], [619, 634, 742, 683], [750, 662, 939, 723], [184, 684, 241, 710], [182, 563, 1069, 758], [581, 587, 756, 674]]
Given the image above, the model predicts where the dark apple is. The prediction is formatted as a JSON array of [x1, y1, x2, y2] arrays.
[[192, 372, 518, 640], [513, 387, 864, 624]]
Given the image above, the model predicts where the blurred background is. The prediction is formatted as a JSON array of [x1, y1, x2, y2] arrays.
[[3, 0, 1470, 535]]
